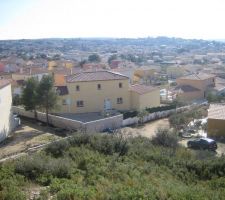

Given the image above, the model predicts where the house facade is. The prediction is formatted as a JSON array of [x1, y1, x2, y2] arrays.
[[175, 73, 215, 102], [130, 84, 160, 110], [0, 80, 13, 142], [56, 71, 160, 114]]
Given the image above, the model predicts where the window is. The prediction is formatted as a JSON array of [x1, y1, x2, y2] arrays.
[[77, 100, 84, 107], [97, 84, 101, 90], [62, 99, 70, 105], [76, 85, 80, 91], [119, 83, 123, 88], [62, 99, 67, 105], [117, 97, 123, 104]]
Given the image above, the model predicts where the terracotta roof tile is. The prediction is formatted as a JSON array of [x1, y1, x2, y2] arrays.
[[66, 71, 128, 82], [179, 73, 215, 80], [130, 84, 158, 95], [173, 85, 200, 93]]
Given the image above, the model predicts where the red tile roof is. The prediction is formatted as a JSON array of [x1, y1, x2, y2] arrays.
[[66, 71, 128, 82], [130, 84, 158, 95], [0, 79, 11, 89], [179, 73, 215, 80], [173, 85, 200, 93]]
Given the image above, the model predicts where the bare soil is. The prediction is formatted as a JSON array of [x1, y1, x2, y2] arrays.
[[0, 119, 61, 159], [119, 118, 170, 138]]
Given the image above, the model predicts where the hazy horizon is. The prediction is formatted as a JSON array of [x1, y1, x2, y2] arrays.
[[1, 0, 225, 40]]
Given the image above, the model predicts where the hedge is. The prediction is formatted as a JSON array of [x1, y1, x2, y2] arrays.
[[123, 105, 176, 119]]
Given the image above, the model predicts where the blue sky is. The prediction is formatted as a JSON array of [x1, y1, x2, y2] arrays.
[[0, 0, 225, 40]]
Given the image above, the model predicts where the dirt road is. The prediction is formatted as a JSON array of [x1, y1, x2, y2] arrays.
[[120, 118, 170, 138]]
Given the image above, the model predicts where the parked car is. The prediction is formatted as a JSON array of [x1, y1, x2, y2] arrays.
[[103, 128, 114, 134], [187, 138, 217, 151]]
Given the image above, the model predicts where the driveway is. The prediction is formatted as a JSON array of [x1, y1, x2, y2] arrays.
[[57, 112, 121, 123]]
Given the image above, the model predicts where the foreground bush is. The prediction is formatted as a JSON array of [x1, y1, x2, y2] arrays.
[[1, 133, 225, 199], [152, 128, 178, 148], [15, 154, 72, 185]]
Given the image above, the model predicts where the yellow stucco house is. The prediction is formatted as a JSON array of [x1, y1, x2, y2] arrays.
[[133, 68, 156, 84], [174, 73, 215, 102], [0, 80, 13, 142], [208, 104, 225, 137], [55, 71, 160, 114]]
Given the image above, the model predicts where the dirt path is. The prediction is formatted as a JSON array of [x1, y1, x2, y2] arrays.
[[0, 120, 61, 159], [120, 118, 170, 138]]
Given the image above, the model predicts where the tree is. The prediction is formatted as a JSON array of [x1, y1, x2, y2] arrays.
[[108, 54, 117, 64], [88, 54, 101, 62], [137, 110, 148, 124], [36, 75, 58, 125], [79, 60, 87, 68], [13, 94, 21, 106], [206, 91, 222, 103], [21, 77, 39, 119]]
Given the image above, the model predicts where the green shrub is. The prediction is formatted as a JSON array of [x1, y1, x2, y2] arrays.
[[0, 185, 26, 200], [1, 133, 225, 199], [152, 128, 178, 148], [45, 140, 70, 157], [15, 154, 72, 184], [122, 110, 138, 119]]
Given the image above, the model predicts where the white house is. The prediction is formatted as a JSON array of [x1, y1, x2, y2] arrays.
[[0, 80, 14, 142]]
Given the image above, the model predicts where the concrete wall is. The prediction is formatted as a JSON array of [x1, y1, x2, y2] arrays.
[[123, 105, 191, 126], [208, 118, 225, 137], [0, 84, 13, 142], [13, 107, 123, 133]]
